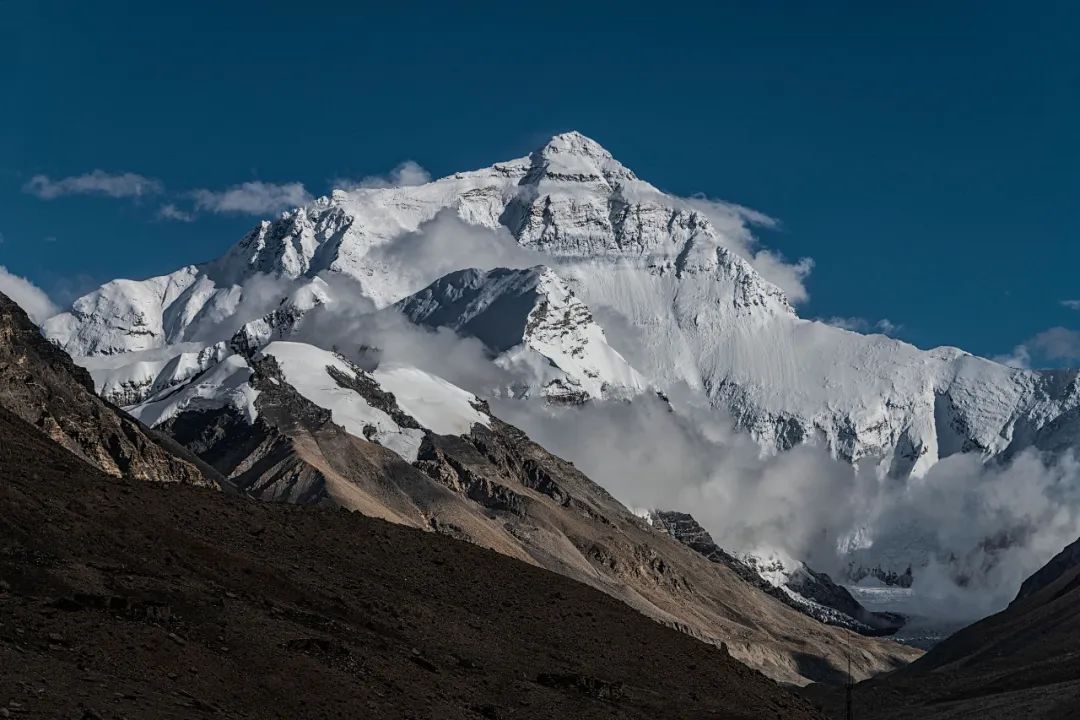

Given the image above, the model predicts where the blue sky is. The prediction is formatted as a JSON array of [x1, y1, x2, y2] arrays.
[[2, 1, 1079, 365]]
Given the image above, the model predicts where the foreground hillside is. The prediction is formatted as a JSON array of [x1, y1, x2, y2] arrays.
[[0, 406, 824, 720], [802, 535, 1080, 719]]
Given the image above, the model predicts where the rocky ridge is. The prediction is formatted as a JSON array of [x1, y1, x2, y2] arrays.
[[0, 294, 213, 486]]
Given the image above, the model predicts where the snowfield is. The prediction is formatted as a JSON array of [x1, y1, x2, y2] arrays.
[[372, 364, 490, 436]]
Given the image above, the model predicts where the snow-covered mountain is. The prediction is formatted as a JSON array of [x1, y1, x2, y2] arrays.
[[45, 131, 1080, 481], [39, 131, 1080, 597], [396, 266, 645, 402]]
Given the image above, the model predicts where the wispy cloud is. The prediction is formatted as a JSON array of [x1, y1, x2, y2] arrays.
[[676, 194, 813, 304], [0, 265, 59, 324], [822, 316, 903, 336], [993, 345, 1031, 370], [996, 326, 1080, 369], [23, 167, 312, 219], [1029, 327, 1080, 363], [191, 181, 313, 215], [1061, 300, 1080, 311], [157, 203, 195, 222], [336, 161, 432, 191], [24, 170, 163, 200]]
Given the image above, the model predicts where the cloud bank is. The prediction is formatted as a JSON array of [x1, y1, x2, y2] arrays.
[[491, 389, 1080, 622], [364, 209, 548, 294]]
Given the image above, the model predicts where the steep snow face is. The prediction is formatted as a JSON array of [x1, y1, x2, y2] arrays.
[[84, 342, 229, 406], [128, 353, 260, 428], [397, 266, 645, 401], [43, 266, 206, 356], [260, 342, 426, 461], [44, 131, 1080, 480]]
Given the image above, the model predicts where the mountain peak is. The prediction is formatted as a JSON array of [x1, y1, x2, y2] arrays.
[[537, 131, 613, 159], [528, 131, 636, 183]]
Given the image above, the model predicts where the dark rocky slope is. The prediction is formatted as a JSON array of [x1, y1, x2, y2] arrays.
[[0, 293, 213, 486], [1013, 535, 1080, 604], [650, 511, 904, 636], [802, 536, 1080, 718], [0, 405, 826, 720]]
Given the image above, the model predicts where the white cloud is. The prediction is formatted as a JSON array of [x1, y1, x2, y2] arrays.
[[24, 170, 162, 200], [824, 317, 868, 331], [158, 203, 195, 222], [993, 345, 1031, 369], [365, 208, 547, 293], [876, 319, 901, 335], [823, 316, 902, 335], [336, 161, 432, 191], [1029, 327, 1080, 364], [996, 327, 1080, 369], [751, 252, 814, 304], [493, 389, 1080, 623], [1061, 300, 1080, 311], [192, 181, 313, 215], [0, 266, 59, 324]]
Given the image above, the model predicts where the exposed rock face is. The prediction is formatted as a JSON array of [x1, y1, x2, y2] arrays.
[[650, 511, 904, 636], [849, 564, 915, 588], [406, 420, 921, 685], [649, 511, 782, 589], [784, 566, 905, 635], [397, 266, 645, 401], [0, 293, 213, 486]]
